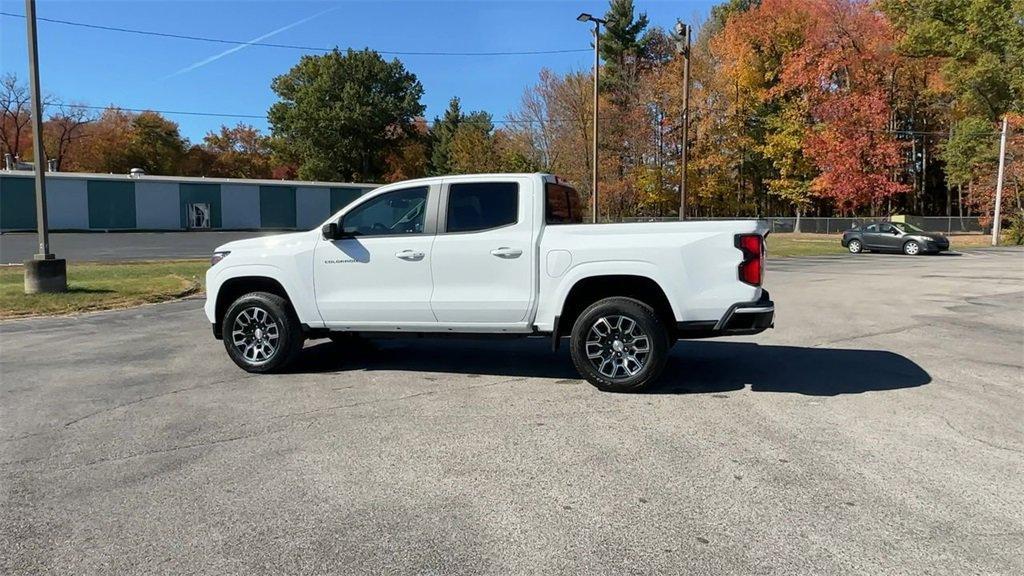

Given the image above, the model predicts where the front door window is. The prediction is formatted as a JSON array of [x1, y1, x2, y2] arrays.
[[340, 187, 428, 237]]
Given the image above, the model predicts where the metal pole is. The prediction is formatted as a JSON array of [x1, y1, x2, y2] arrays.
[[25, 0, 52, 259], [679, 22, 690, 221], [991, 116, 1008, 246], [591, 22, 600, 224]]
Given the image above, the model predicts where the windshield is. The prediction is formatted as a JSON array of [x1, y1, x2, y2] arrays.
[[892, 222, 925, 233]]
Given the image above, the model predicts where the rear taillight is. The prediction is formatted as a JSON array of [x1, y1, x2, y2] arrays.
[[735, 234, 764, 286]]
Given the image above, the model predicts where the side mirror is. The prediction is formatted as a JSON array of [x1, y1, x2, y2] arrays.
[[321, 222, 338, 240], [892, 229, 900, 235]]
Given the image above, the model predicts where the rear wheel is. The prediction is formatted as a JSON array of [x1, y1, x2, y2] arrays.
[[222, 292, 304, 373], [903, 240, 921, 256], [848, 239, 863, 254], [569, 297, 669, 392]]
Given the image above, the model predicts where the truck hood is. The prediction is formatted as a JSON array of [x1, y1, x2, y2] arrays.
[[215, 231, 314, 253]]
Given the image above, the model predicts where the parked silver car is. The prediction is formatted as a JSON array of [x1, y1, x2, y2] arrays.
[[841, 221, 950, 255]]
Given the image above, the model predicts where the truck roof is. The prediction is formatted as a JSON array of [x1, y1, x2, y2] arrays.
[[376, 173, 556, 188]]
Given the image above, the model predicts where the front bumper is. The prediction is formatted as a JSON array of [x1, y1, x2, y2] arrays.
[[676, 290, 775, 339]]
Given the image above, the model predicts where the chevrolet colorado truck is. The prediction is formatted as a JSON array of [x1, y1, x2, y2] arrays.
[[205, 173, 774, 392]]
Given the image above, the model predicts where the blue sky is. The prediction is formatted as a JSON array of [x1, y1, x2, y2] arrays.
[[1, 0, 715, 142]]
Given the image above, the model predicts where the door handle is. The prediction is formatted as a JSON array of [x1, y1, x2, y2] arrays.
[[491, 247, 523, 259], [396, 250, 425, 261]]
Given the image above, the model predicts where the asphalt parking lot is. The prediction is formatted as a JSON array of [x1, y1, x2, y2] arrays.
[[0, 232, 277, 263], [2, 249, 1022, 575]]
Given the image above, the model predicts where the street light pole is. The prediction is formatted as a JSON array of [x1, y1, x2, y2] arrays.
[[675, 20, 691, 221], [22, 0, 66, 293], [991, 115, 1009, 246], [578, 13, 606, 224], [25, 0, 50, 259]]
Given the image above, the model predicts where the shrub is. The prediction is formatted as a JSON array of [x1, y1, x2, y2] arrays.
[[1007, 212, 1024, 246]]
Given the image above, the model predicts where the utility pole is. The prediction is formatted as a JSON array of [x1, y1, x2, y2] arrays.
[[674, 20, 691, 220], [991, 116, 1009, 246], [578, 13, 605, 223], [23, 0, 66, 293]]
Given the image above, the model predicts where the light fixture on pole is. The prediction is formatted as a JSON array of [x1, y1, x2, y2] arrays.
[[23, 0, 66, 293], [578, 12, 605, 224]]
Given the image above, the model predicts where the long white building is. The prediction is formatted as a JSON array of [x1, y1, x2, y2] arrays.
[[0, 171, 376, 232]]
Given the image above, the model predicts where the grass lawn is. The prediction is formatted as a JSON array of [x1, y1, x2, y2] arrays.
[[0, 260, 208, 319], [767, 233, 848, 257]]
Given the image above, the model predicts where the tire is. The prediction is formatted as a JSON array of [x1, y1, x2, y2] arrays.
[[848, 239, 863, 254], [569, 297, 670, 392], [903, 240, 921, 256], [222, 292, 304, 373]]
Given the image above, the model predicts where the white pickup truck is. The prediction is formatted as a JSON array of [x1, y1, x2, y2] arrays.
[[205, 173, 773, 391]]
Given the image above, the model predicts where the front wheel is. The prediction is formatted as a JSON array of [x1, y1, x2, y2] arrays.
[[848, 239, 863, 254], [569, 297, 670, 392], [903, 240, 921, 256], [222, 292, 304, 373]]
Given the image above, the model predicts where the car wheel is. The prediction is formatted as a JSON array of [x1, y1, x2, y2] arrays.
[[848, 239, 863, 253], [569, 297, 670, 392], [222, 292, 304, 373], [903, 240, 921, 256]]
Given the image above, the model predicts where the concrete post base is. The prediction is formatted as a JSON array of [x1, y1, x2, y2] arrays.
[[24, 258, 67, 294]]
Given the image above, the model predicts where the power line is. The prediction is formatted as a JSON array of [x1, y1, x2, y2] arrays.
[[0, 11, 590, 56], [56, 103, 266, 119]]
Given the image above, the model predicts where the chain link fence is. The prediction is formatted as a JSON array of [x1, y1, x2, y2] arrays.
[[620, 216, 985, 234]]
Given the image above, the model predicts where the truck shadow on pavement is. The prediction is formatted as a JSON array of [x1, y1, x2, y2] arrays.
[[651, 341, 930, 395], [294, 339, 930, 396]]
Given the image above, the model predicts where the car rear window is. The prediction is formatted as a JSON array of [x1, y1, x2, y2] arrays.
[[546, 182, 583, 225]]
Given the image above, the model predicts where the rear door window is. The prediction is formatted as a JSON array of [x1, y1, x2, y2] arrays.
[[446, 182, 518, 233]]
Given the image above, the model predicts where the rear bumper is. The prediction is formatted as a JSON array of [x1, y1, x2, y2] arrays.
[[676, 290, 775, 339]]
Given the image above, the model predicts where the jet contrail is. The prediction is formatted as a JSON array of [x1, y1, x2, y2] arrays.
[[160, 5, 340, 81]]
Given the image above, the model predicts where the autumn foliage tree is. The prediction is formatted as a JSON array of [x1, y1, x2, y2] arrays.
[[711, 0, 909, 216], [42, 104, 93, 171], [1, 73, 40, 160], [200, 123, 274, 179]]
